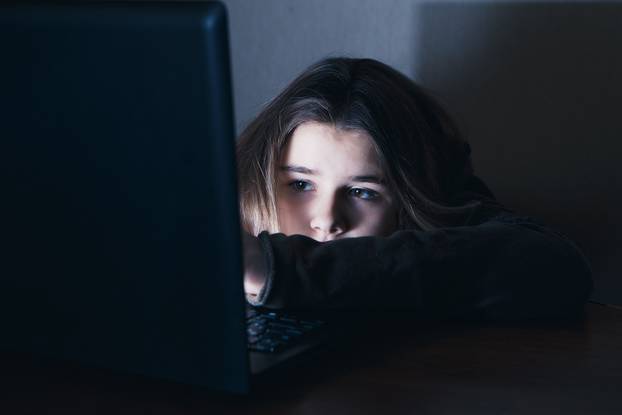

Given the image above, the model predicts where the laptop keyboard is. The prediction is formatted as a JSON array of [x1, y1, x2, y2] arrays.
[[246, 306, 325, 353]]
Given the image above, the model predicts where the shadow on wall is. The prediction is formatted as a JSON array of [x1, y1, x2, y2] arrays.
[[416, 2, 622, 304]]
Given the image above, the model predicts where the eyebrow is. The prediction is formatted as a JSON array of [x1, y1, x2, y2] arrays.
[[280, 165, 385, 185], [280, 165, 317, 175], [350, 175, 384, 184]]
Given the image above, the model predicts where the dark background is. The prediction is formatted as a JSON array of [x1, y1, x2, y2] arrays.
[[416, 3, 622, 305]]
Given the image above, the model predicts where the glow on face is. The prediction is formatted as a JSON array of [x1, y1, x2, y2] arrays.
[[276, 122, 398, 241]]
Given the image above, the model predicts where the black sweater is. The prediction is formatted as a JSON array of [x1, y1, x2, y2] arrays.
[[247, 176, 593, 321]]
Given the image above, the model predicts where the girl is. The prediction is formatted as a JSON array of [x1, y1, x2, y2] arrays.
[[237, 57, 592, 321]]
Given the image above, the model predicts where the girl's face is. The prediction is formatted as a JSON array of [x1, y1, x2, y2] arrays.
[[276, 122, 398, 241]]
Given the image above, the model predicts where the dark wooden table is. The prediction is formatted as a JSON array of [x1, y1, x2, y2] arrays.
[[2, 303, 621, 414]]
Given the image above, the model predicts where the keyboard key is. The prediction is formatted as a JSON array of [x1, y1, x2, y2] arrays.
[[246, 308, 257, 319], [247, 335, 260, 344]]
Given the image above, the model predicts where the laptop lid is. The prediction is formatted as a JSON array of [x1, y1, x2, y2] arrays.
[[0, 2, 250, 394]]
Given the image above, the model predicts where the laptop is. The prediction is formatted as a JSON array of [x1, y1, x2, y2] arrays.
[[0, 2, 328, 394]]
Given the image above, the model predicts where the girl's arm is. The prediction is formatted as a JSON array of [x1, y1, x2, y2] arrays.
[[245, 213, 593, 321]]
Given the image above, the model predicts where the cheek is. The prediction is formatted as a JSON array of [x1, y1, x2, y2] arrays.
[[276, 195, 312, 234], [354, 202, 398, 236]]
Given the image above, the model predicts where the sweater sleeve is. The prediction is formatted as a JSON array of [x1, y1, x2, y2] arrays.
[[246, 211, 593, 321]]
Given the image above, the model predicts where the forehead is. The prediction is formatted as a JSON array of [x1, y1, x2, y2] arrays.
[[281, 122, 382, 174]]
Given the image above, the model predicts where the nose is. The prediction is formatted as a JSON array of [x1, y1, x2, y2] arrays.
[[309, 194, 347, 240]]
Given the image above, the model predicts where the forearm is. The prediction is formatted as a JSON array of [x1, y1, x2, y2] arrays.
[[250, 213, 593, 321]]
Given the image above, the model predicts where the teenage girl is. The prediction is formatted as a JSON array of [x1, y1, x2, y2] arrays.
[[237, 57, 592, 321]]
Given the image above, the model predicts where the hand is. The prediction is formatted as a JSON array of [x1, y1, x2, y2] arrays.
[[241, 231, 268, 298]]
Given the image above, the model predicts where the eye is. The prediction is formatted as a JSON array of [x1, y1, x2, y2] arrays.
[[348, 187, 379, 200], [288, 180, 314, 192]]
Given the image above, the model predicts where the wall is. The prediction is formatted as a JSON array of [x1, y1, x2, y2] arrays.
[[222, 0, 622, 305]]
